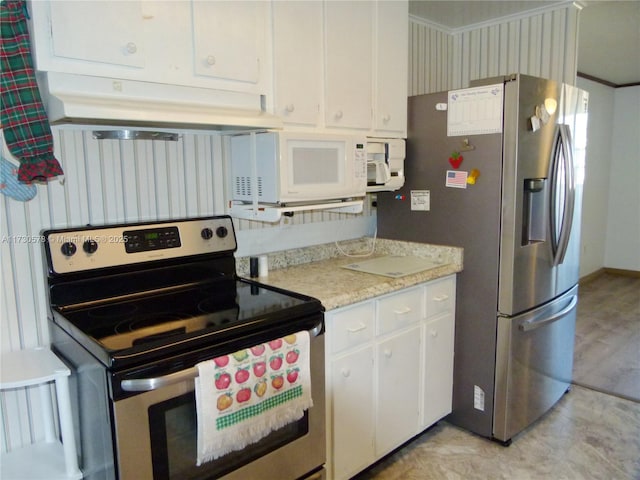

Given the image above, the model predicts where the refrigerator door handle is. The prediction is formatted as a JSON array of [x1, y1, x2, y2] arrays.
[[550, 124, 576, 266], [518, 294, 577, 332]]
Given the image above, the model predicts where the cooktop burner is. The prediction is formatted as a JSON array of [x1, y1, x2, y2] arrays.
[[58, 279, 311, 353]]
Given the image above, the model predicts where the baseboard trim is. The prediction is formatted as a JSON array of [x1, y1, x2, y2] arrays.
[[580, 267, 640, 285], [603, 267, 640, 278]]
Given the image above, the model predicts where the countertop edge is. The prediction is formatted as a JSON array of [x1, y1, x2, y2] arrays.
[[236, 237, 463, 311]]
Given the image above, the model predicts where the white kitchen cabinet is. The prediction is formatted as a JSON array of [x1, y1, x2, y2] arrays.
[[271, 0, 408, 135], [374, 1, 409, 136], [422, 276, 456, 427], [330, 346, 375, 480], [422, 312, 455, 427], [324, 1, 374, 130], [29, 1, 269, 95], [326, 301, 376, 480], [376, 285, 422, 335], [325, 275, 456, 480], [375, 326, 421, 456], [272, 1, 323, 126], [192, 1, 265, 85], [33, 1, 146, 71]]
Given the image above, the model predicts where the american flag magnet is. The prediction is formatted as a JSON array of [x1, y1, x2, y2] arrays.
[[445, 170, 468, 188]]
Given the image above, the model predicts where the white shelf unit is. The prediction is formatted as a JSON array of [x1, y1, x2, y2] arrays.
[[0, 347, 82, 480]]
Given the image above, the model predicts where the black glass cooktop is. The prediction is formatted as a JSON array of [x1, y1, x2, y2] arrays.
[[56, 278, 320, 354]]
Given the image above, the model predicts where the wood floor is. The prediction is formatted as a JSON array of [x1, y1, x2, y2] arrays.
[[573, 272, 640, 402]]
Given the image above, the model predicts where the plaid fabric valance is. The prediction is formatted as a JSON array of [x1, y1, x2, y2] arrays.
[[1, 0, 63, 182]]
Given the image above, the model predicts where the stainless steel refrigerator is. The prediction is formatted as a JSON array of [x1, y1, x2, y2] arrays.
[[377, 74, 588, 443]]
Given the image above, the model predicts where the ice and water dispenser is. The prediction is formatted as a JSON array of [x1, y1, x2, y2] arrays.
[[522, 178, 548, 245]]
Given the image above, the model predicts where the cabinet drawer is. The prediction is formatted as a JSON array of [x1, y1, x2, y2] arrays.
[[377, 287, 423, 335], [329, 302, 375, 354], [425, 276, 455, 320]]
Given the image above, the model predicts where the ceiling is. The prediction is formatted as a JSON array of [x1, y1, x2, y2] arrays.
[[409, 1, 640, 86]]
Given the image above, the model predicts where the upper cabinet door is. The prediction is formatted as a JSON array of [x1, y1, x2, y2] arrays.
[[324, 1, 373, 130], [272, 2, 323, 126], [192, 1, 265, 84], [374, 1, 408, 136], [47, 1, 145, 69]]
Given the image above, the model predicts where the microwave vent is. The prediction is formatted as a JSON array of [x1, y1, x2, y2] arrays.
[[234, 175, 263, 199]]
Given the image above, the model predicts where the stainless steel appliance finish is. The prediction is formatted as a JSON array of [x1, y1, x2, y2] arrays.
[[44, 215, 326, 479], [377, 74, 588, 443], [113, 323, 325, 479]]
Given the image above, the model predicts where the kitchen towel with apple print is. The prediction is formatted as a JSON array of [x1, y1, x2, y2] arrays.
[[195, 330, 312, 465]]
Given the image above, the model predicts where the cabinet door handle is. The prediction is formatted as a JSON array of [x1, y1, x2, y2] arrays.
[[334, 110, 343, 120], [393, 306, 411, 315], [285, 104, 295, 113], [206, 55, 216, 66], [383, 349, 393, 358], [125, 42, 137, 55], [346, 323, 367, 333], [341, 368, 351, 378], [430, 329, 438, 338], [433, 294, 449, 302]]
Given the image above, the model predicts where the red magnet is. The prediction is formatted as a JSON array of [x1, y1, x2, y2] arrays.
[[448, 152, 463, 169]]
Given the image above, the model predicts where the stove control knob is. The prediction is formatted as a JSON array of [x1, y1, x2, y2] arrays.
[[216, 226, 228, 238], [201, 227, 214, 240], [83, 239, 98, 254], [60, 242, 77, 257]]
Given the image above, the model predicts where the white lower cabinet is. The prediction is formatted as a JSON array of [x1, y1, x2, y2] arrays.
[[325, 275, 456, 480], [330, 346, 375, 480], [375, 326, 421, 457], [422, 312, 455, 428]]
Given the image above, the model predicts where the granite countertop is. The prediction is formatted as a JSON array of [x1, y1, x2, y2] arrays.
[[236, 237, 463, 311]]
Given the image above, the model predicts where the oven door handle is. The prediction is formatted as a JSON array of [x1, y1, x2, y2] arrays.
[[120, 322, 323, 392]]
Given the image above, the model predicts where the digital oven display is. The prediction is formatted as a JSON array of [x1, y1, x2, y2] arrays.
[[124, 227, 181, 253]]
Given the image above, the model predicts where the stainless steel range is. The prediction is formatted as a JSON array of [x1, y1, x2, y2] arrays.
[[43, 215, 325, 480]]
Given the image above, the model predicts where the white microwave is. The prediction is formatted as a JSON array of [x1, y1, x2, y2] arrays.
[[230, 131, 367, 205]]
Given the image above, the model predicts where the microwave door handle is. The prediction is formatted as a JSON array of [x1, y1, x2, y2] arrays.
[[120, 321, 323, 392]]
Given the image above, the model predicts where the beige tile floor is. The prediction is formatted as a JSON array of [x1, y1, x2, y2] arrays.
[[354, 386, 639, 479], [354, 273, 640, 480]]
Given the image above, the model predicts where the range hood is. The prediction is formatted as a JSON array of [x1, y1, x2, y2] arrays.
[[38, 72, 283, 131]]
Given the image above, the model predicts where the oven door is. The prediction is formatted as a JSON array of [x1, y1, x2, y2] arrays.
[[113, 324, 325, 480]]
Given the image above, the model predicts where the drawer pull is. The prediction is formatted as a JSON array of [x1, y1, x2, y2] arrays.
[[430, 329, 438, 338], [341, 368, 351, 378], [383, 349, 393, 358], [433, 294, 449, 302], [393, 307, 412, 315], [125, 42, 137, 55], [346, 323, 367, 333]]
